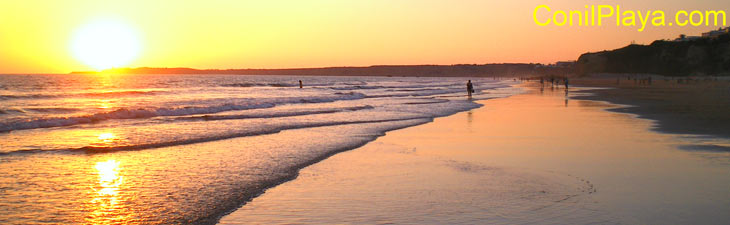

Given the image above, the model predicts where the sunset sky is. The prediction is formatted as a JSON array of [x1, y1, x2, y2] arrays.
[[1, 0, 728, 74]]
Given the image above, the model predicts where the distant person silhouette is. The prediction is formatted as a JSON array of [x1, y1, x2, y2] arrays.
[[299, 80, 303, 88], [466, 80, 474, 97], [564, 78, 569, 89]]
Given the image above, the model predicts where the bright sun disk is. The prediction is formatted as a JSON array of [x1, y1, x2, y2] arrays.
[[71, 19, 141, 70]]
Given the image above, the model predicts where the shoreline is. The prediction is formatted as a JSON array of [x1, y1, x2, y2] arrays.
[[1, 76, 517, 224], [206, 95, 513, 223], [219, 83, 730, 224], [206, 118, 433, 224], [204, 89, 516, 224]]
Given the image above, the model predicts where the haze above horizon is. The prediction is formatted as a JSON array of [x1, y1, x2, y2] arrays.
[[1, 0, 728, 74]]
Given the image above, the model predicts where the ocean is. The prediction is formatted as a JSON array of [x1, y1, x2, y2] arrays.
[[0, 74, 519, 224]]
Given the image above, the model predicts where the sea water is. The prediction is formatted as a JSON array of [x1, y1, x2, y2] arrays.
[[0, 74, 519, 224]]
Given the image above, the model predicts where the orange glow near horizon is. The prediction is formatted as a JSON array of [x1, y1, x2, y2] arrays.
[[0, 0, 728, 73]]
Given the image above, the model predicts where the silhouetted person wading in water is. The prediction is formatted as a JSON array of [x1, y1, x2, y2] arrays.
[[466, 80, 474, 97], [299, 80, 303, 88]]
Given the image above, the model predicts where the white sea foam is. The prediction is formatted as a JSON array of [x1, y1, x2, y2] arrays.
[[0, 92, 367, 132], [0, 75, 521, 224]]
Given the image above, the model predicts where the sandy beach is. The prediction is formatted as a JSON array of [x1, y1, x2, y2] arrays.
[[220, 83, 730, 224], [572, 75, 730, 140], [4, 1, 730, 224]]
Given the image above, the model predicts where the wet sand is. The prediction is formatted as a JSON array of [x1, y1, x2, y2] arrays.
[[571, 76, 730, 141], [219, 85, 730, 224]]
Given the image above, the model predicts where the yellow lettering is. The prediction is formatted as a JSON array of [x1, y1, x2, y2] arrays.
[[652, 11, 666, 26], [554, 10, 568, 26], [534, 5, 552, 26], [597, 5, 614, 26], [676, 10, 688, 26], [637, 11, 651, 32], [690, 10, 703, 26], [622, 11, 636, 26], [616, 5, 621, 26], [570, 10, 583, 26], [592, 5, 596, 26], [705, 11, 727, 26]]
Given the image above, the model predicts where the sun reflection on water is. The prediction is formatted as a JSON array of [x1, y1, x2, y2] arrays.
[[98, 132, 116, 140], [95, 159, 123, 195], [87, 159, 130, 223], [89, 132, 127, 148], [97, 132, 117, 143], [98, 99, 114, 109]]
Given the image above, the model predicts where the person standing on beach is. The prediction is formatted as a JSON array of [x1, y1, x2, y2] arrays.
[[466, 80, 474, 97], [299, 80, 303, 88], [564, 78, 569, 89]]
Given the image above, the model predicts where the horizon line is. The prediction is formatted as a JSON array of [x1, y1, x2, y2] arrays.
[[1, 62, 569, 75]]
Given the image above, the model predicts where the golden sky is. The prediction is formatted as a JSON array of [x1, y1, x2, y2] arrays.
[[1, 0, 728, 73]]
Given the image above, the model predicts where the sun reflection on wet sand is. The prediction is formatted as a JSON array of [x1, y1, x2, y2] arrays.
[[87, 159, 130, 223]]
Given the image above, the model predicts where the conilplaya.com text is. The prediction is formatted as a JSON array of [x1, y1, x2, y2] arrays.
[[534, 5, 727, 31]]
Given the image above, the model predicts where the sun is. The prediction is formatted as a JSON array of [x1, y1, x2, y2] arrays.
[[71, 19, 142, 70]]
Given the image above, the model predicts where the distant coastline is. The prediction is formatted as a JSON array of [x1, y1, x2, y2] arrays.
[[70, 28, 730, 77], [70, 64, 571, 77]]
